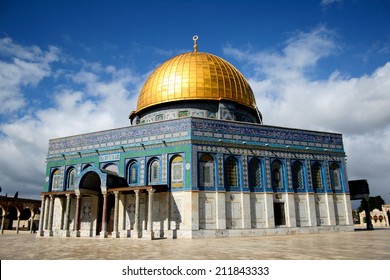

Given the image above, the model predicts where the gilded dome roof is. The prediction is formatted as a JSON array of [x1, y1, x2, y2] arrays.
[[134, 51, 257, 114]]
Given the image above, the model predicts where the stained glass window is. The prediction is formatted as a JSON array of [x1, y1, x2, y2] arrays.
[[311, 162, 323, 192], [199, 154, 214, 188], [292, 161, 304, 191], [51, 169, 61, 191], [150, 159, 159, 184], [171, 155, 184, 188], [128, 161, 138, 185], [66, 168, 76, 190], [330, 163, 342, 191], [249, 158, 262, 190], [225, 157, 239, 189]]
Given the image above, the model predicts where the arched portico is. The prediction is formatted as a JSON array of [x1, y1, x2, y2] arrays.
[[0, 197, 40, 235], [39, 164, 167, 239], [75, 167, 109, 237], [38, 166, 113, 238]]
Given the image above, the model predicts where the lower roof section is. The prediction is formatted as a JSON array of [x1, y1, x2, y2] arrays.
[[48, 116, 344, 158]]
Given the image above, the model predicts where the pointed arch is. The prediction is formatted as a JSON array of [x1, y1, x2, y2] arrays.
[[127, 160, 139, 185], [79, 171, 101, 192], [65, 167, 77, 190], [148, 158, 160, 184], [225, 156, 239, 191], [199, 153, 215, 189], [171, 155, 184, 189], [102, 163, 118, 175], [50, 169, 61, 191]]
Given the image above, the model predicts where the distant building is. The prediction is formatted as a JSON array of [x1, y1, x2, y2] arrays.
[[38, 37, 353, 239], [0, 196, 41, 234], [359, 204, 390, 227]]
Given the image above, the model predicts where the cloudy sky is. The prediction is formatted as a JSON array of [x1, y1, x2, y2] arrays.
[[0, 0, 389, 206]]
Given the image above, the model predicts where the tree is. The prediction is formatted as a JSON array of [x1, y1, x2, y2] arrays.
[[357, 196, 385, 212]]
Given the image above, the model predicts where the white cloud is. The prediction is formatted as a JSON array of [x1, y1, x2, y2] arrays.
[[0, 39, 143, 198], [0, 38, 60, 115], [225, 27, 390, 203]]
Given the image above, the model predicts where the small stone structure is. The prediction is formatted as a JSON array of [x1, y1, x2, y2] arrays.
[[359, 204, 390, 227]]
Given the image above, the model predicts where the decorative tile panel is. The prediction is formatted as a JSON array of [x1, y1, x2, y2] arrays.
[[191, 118, 343, 149], [162, 154, 168, 183], [287, 161, 292, 190], [49, 119, 192, 154]]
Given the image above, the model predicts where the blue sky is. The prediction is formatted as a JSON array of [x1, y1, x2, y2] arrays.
[[1, 0, 390, 206]]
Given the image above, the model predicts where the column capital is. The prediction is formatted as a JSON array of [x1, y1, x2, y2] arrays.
[[147, 188, 156, 194]]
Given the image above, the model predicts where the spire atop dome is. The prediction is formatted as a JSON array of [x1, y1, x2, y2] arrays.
[[193, 35, 198, 52]]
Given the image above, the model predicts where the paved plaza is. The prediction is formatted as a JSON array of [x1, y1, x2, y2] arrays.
[[0, 228, 389, 260]]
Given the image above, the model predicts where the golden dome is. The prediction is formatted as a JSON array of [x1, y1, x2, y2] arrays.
[[134, 51, 257, 114]]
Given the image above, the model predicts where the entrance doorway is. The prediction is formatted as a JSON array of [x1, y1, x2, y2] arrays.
[[274, 202, 286, 226]]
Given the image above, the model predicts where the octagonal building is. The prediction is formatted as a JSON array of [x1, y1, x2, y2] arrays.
[[39, 38, 353, 239]]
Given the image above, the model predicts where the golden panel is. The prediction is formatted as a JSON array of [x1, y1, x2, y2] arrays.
[[135, 51, 256, 113]]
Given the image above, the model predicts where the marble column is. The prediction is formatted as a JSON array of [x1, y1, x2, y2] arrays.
[[46, 195, 54, 236], [112, 191, 120, 238], [44, 196, 50, 230], [133, 190, 140, 238], [146, 188, 155, 239], [100, 193, 108, 238], [37, 195, 45, 236], [29, 212, 35, 234], [15, 213, 21, 234], [74, 194, 81, 237], [63, 194, 71, 237]]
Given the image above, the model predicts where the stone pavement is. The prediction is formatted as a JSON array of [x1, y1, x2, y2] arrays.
[[0, 228, 389, 260]]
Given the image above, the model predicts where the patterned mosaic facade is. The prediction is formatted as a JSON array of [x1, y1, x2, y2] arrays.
[[40, 115, 353, 240], [48, 117, 343, 156]]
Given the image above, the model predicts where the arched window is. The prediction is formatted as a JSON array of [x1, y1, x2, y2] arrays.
[[330, 163, 342, 192], [82, 164, 92, 170], [103, 163, 118, 175], [66, 168, 76, 190], [171, 155, 184, 188], [225, 157, 239, 190], [51, 169, 61, 191], [311, 162, 323, 192], [292, 161, 304, 192], [149, 159, 160, 184], [272, 160, 283, 192], [249, 158, 262, 191], [127, 161, 138, 185], [199, 154, 215, 188]]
